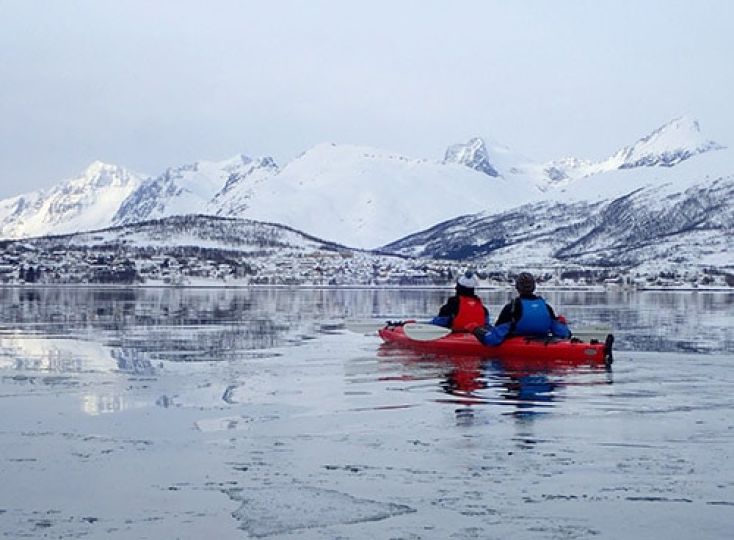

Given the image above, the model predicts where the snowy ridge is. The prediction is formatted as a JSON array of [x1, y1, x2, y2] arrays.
[[56, 214, 347, 253], [539, 116, 725, 186], [0, 162, 142, 239], [113, 154, 258, 226], [609, 116, 724, 169], [547, 142, 734, 203], [236, 142, 537, 249]]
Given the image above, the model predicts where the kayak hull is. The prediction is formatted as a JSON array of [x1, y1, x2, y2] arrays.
[[378, 325, 614, 365]]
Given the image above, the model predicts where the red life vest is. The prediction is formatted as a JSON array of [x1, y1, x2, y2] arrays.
[[452, 296, 487, 331]]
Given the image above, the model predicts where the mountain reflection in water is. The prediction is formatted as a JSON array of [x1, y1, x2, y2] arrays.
[[0, 287, 731, 359]]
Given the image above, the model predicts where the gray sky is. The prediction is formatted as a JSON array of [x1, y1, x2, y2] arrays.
[[1, 0, 732, 198]]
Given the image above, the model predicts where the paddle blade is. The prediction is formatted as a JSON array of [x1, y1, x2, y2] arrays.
[[402, 323, 452, 341]]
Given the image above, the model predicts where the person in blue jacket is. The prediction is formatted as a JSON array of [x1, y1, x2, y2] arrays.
[[471, 272, 571, 346]]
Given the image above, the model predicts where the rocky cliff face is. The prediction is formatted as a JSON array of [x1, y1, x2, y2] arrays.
[[444, 137, 500, 177]]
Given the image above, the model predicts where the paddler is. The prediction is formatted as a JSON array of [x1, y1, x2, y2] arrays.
[[471, 272, 571, 345], [430, 272, 489, 332]]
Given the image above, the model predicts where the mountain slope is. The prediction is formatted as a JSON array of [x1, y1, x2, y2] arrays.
[[206, 157, 279, 216], [236, 143, 542, 249], [546, 139, 732, 203], [538, 116, 725, 188], [0, 162, 143, 239], [383, 153, 734, 275], [609, 116, 724, 169], [44, 214, 348, 254], [112, 154, 265, 226]]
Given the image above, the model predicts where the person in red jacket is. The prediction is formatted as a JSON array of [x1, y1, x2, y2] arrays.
[[431, 272, 489, 331]]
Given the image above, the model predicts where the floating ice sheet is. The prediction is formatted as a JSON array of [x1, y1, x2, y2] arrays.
[[230, 485, 414, 537]]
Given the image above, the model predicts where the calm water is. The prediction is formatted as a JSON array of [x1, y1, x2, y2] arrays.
[[0, 287, 732, 539]]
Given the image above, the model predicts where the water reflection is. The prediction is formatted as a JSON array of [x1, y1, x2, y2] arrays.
[[111, 348, 156, 375], [545, 290, 734, 353], [394, 345, 612, 414], [0, 287, 730, 355], [0, 287, 730, 420], [378, 344, 614, 424], [0, 335, 157, 375]]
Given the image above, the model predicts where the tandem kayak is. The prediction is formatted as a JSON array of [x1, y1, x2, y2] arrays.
[[378, 323, 614, 365]]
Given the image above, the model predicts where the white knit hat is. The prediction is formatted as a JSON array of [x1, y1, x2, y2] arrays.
[[457, 272, 478, 289]]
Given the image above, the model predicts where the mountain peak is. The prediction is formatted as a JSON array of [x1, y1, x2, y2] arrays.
[[444, 137, 499, 177], [77, 160, 137, 188], [82, 160, 121, 175], [610, 116, 724, 169]]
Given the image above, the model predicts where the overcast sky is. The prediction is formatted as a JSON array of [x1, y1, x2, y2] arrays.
[[1, 0, 732, 198]]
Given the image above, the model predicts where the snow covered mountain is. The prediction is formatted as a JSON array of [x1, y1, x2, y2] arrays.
[[0, 161, 143, 239], [105, 141, 540, 249], [537, 116, 725, 187], [112, 154, 275, 226], [609, 116, 724, 169], [232, 143, 539, 249], [383, 146, 734, 276], [0, 117, 728, 274]]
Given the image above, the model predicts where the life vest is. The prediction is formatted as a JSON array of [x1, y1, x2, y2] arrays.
[[452, 296, 487, 331], [513, 297, 552, 335]]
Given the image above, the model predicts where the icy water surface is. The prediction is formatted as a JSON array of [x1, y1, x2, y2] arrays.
[[0, 287, 732, 539]]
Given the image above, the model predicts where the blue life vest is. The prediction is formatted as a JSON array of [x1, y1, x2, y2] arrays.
[[513, 297, 552, 335]]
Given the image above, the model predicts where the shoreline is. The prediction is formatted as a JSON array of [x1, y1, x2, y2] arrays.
[[0, 282, 731, 293]]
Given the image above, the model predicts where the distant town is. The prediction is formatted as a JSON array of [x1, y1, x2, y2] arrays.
[[1, 237, 730, 290]]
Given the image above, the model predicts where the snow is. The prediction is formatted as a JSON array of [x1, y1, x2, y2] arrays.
[[532, 116, 727, 188], [240, 143, 540, 249], [548, 145, 733, 203], [0, 162, 143, 239], [131, 155, 256, 220], [207, 157, 280, 216], [606, 115, 724, 168]]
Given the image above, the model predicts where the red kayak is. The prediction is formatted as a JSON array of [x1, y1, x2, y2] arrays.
[[378, 324, 614, 365]]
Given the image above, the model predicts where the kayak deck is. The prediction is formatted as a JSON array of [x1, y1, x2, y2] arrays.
[[378, 324, 614, 365]]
